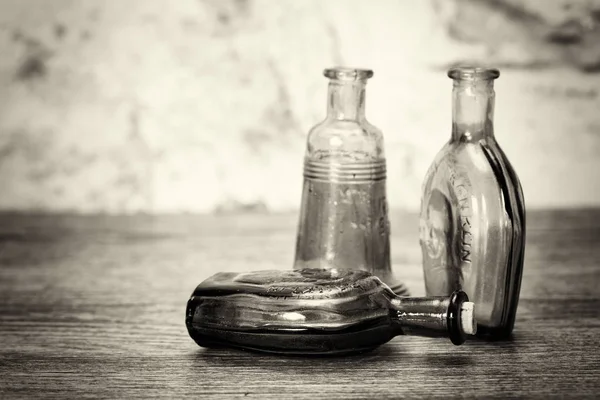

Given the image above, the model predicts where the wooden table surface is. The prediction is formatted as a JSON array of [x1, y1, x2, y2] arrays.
[[0, 209, 599, 398]]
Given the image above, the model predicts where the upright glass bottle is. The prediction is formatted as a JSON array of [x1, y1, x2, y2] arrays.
[[419, 66, 526, 338], [294, 67, 406, 294]]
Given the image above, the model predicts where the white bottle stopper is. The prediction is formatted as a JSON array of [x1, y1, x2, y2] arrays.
[[461, 302, 477, 335]]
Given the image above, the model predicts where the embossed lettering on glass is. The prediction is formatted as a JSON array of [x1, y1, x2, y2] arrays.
[[419, 66, 526, 338], [293, 67, 405, 294], [186, 268, 476, 355]]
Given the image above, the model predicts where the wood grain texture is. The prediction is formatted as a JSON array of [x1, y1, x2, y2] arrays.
[[0, 209, 599, 399]]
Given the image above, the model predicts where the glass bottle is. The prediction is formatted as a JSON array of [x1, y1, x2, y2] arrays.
[[293, 67, 406, 295], [186, 268, 476, 355], [419, 66, 526, 339]]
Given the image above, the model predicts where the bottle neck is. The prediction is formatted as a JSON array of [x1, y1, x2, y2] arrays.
[[388, 291, 475, 345], [327, 81, 366, 121], [451, 79, 496, 142]]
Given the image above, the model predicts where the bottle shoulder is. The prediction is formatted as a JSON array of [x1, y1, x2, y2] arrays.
[[420, 139, 517, 224], [423, 140, 500, 184], [308, 119, 383, 139], [420, 138, 525, 229], [306, 118, 385, 160]]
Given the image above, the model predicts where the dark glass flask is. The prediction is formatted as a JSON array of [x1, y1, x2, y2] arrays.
[[186, 268, 476, 355]]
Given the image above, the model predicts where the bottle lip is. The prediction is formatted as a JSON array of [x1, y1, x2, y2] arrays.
[[447, 290, 470, 345], [324, 67, 374, 81], [448, 66, 500, 81]]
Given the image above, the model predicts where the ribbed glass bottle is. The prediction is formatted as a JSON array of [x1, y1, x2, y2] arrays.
[[293, 67, 406, 294]]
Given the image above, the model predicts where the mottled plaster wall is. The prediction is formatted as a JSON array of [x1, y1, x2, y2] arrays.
[[0, 0, 599, 213]]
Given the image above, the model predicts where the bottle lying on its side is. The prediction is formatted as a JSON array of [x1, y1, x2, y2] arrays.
[[186, 268, 476, 355]]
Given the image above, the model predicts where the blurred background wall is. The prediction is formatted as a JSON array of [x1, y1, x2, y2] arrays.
[[0, 0, 599, 214]]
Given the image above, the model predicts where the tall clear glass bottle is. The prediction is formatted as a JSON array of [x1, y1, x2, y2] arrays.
[[294, 67, 406, 295], [419, 67, 526, 338]]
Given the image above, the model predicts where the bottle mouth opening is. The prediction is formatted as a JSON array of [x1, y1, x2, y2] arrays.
[[448, 66, 500, 81], [324, 67, 374, 81]]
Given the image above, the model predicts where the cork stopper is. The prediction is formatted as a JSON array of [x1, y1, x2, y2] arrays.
[[461, 302, 477, 335]]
